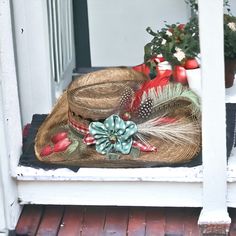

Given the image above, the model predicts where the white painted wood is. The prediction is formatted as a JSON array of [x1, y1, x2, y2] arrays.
[[17, 180, 202, 207], [225, 147, 236, 208], [87, 0, 190, 66], [4, 1, 236, 233], [0, 176, 7, 236], [198, 0, 230, 226], [12, 0, 75, 125], [227, 148, 236, 182], [16, 166, 202, 182], [230, 1, 236, 15], [12, 0, 54, 125], [16, 165, 202, 206], [0, 0, 22, 231], [226, 75, 236, 103], [227, 148, 236, 207]]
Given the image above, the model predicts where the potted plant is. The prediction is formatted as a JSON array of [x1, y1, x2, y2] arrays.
[[185, 0, 236, 88], [224, 14, 236, 87], [144, 17, 201, 95]]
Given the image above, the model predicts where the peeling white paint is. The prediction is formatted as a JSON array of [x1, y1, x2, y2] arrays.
[[16, 165, 203, 182]]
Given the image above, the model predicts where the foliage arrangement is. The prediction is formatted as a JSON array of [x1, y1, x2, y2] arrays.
[[185, 0, 236, 60], [144, 17, 199, 68], [224, 14, 236, 59], [144, 0, 236, 73]]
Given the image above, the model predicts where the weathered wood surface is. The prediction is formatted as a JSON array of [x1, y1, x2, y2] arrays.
[[15, 205, 202, 236]]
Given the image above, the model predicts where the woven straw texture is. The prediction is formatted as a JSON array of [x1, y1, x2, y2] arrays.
[[35, 68, 201, 168]]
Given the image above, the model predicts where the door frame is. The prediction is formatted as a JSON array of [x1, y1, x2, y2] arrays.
[[0, 0, 22, 233]]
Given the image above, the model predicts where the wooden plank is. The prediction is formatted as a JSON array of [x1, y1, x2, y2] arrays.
[[36, 205, 64, 236], [145, 208, 165, 236], [127, 207, 146, 236], [229, 208, 236, 236], [57, 206, 84, 236], [103, 207, 129, 236], [183, 208, 200, 236], [82, 206, 106, 236], [164, 208, 184, 236], [15, 205, 43, 236]]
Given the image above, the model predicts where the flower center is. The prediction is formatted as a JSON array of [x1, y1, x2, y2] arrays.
[[109, 135, 117, 144]]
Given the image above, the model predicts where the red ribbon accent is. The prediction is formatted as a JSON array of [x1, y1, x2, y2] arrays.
[[133, 140, 157, 152], [68, 112, 89, 135], [131, 68, 171, 111], [83, 133, 96, 145]]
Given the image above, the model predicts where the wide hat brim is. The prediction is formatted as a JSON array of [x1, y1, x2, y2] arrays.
[[35, 68, 201, 168]]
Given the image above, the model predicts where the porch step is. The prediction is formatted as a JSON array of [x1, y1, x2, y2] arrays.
[[15, 205, 202, 236]]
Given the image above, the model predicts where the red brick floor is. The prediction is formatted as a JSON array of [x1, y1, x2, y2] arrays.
[[15, 205, 236, 236]]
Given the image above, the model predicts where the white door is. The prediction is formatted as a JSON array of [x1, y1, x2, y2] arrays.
[[12, 0, 75, 126]]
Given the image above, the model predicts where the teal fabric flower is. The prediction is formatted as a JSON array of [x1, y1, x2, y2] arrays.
[[89, 115, 137, 155]]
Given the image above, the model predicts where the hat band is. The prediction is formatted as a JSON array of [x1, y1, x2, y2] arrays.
[[68, 112, 89, 135], [68, 111, 157, 153]]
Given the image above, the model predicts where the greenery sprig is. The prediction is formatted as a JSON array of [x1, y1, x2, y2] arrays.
[[185, 0, 231, 14], [185, 0, 236, 60], [144, 17, 199, 67]]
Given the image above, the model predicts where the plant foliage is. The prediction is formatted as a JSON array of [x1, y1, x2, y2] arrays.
[[144, 17, 199, 67]]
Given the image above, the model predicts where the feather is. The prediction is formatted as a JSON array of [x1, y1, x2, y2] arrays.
[[138, 97, 153, 119], [141, 83, 201, 118], [137, 116, 200, 145], [120, 87, 134, 110], [131, 70, 171, 111]]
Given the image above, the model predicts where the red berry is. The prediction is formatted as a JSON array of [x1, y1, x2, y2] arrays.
[[184, 58, 199, 69], [122, 112, 131, 121], [54, 138, 71, 152], [178, 24, 185, 31], [40, 145, 54, 157], [51, 131, 68, 144]]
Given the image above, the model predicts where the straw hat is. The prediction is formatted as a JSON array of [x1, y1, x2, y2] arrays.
[[35, 67, 201, 167]]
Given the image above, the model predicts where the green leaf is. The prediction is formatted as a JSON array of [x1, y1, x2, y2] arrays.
[[130, 147, 141, 158], [107, 152, 121, 160], [144, 43, 153, 56], [146, 27, 157, 37], [67, 140, 79, 154]]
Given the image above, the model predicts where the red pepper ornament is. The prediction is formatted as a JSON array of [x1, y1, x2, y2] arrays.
[[184, 58, 199, 69], [173, 66, 188, 85], [40, 145, 54, 157], [51, 131, 68, 144], [54, 137, 72, 152]]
